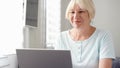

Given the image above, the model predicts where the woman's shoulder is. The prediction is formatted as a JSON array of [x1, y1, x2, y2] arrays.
[[60, 30, 69, 36], [57, 30, 69, 39], [96, 28, 112, 38], [96, 28, 111, 34]]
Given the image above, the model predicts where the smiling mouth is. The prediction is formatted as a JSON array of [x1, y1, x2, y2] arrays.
[[74, 21, 81, 23]]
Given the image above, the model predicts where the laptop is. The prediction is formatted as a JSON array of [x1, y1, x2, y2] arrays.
[[16, 49, 72, 68]]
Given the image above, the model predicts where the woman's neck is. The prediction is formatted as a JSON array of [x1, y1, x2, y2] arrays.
[[69, 26, 96, 41]]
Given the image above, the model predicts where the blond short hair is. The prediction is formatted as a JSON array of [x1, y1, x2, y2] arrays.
[[65, 0, 95, 20]]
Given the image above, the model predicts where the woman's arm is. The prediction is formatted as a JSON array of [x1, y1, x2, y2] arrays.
[[99, 58, 112, 68]]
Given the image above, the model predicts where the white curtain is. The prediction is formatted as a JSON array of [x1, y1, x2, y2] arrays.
[[0, 0, 24, 55]]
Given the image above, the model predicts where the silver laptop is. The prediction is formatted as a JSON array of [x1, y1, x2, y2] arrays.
[[16, 49, 72, 68]]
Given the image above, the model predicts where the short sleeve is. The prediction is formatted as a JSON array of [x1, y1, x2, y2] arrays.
[[53, 31, 69, 50], [53, 35, 61, 49], [53, 33, 64, 50], [99, 31, 115, 59]]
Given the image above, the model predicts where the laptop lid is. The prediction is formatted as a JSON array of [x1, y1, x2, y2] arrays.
[[16, 49, 72, 68]]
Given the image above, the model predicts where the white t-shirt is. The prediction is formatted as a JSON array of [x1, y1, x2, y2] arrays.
[[54, 28, 115, 68]]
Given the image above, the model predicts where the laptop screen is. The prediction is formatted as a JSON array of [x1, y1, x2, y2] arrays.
[[16, 49, 72, 68]]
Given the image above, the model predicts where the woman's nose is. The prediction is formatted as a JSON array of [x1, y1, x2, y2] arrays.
[[74, 12, 80, 18]]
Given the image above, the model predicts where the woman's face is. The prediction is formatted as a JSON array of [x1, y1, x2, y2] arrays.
[[68, 4, 90, 29]]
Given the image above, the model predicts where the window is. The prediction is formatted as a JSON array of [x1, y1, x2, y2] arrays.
[[0, 0, 24, 55], [46, 0, 61, 48]]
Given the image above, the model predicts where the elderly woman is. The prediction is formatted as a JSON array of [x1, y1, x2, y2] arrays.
[[54, 0, 115, 68]]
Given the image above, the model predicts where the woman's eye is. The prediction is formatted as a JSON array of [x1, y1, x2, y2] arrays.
[[79, 11, 84, 13], [71, 11, 75, 14]]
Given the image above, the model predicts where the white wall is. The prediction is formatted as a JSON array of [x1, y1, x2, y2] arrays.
[[61, 0, 120, 57], [61, 0, 72, 31], [94, 0, 120, 57]]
